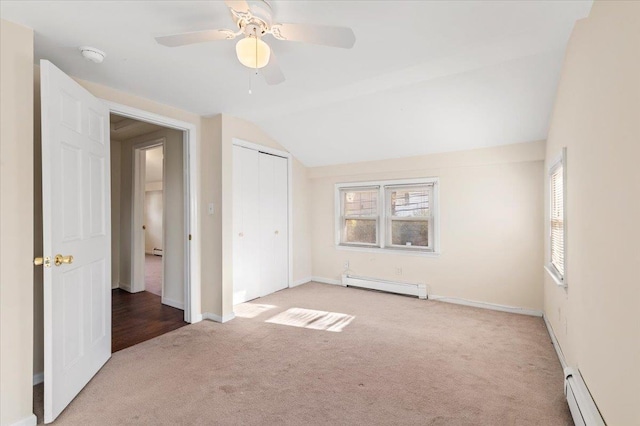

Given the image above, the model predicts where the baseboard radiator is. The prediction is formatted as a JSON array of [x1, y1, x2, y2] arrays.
[[564, 368, 605, 426], [152, 248, 163, 256], [341, 274, 427, 299]]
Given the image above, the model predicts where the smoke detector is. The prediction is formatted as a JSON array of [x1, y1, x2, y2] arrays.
[[79, 46, 106, 63]]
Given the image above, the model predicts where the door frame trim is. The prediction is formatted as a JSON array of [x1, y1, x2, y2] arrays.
[[104, 100, 200, 323], [232, 138, 293, 292]]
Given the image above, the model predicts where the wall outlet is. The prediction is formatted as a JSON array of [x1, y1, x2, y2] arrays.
[[344, 260, 349, 269], [395, 267, 402, 276]]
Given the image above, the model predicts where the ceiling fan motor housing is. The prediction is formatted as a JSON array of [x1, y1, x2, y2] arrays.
[[235, 0, 273, 36]]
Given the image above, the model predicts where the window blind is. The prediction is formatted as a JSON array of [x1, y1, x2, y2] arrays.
[[550, 165, 564, 277]]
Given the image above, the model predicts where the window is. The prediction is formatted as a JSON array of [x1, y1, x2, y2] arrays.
[[386, 185, 432, 249], [340, 187, 379, 246], [336, 179, 439, 254], [547, 150, 566, 285]]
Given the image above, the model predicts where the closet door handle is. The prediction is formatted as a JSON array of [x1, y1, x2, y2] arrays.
[[274, 230, 279, 235], [239, 232, 244, 237]]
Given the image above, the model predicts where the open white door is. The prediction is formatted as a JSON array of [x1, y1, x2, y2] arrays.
[[40, 60, 111, 423]]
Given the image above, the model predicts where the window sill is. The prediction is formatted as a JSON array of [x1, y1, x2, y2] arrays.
[[544, 265, 566, 287], [336, 245, 441, 257]]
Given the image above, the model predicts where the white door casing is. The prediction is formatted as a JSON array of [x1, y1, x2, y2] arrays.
[[40, 60, 111, 423]]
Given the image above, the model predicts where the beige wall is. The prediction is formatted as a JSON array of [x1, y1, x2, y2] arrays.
[[0, 19, 35, 426], [309, 142, 546, 311], [200, 115, 223, 316], [543, 2, 640, 424]]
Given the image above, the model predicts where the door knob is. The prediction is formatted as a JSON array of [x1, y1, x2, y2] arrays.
[[274, 230, 279, 235], [34, 256, 51, 267], [54, 254, 74, 267], [239, 232, 244, 237], [142, 225, 146, 230]]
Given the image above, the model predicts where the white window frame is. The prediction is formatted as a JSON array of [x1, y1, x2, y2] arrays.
[[545, 148, 567, 287], [335, 178, 440, 257]]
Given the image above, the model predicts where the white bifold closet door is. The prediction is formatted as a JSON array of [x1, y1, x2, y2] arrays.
[[233, 146, 261, 305], [259, 153, 289, 296], [233, 145, 288, 305]]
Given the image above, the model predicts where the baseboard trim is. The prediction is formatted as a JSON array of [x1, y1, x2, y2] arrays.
[[291, 277, 312, 287], [161, 297, 184, 310], [311, 276, 342, 286], [190, 313, 203, 323], [428, 294, 543, 317], [202, 312, 236, 323], [119, 282, 131, 292], [10, 414, 37, 426], [543, 313, 568, 369], [33, 371, 44, 386]]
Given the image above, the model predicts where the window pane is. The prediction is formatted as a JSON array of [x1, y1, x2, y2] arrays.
[[345, 219, 377, 244], [390, 187, 429, 217], [343, 189, 378, 217], [391, 220, 429, 247]]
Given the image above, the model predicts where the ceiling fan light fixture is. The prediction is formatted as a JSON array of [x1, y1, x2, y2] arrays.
[[236, 36, 270, 69]]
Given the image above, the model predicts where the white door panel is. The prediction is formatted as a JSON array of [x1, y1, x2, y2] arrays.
[[259, 154, 276, 297], [41, 60, 111, 423], [272, 155, 289, 292], [259, 153, 288, 296], [233, 146, 260, 304]]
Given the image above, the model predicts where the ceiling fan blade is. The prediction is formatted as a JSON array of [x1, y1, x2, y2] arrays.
[[270, 23, 356, 49], [224, 0, 250, 14], [155, 29, 236, 47], [262, 52, 285, 85]]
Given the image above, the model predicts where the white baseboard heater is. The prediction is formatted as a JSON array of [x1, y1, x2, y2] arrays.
[[341, 274, 427, 299], [152, 248, 163, 256], [564, 368, 605, 426]]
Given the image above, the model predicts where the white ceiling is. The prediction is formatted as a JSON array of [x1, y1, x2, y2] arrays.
[[1, 0, 592, 166]]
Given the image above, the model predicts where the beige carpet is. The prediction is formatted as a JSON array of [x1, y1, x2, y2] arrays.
[[34, 282, 572, 425]]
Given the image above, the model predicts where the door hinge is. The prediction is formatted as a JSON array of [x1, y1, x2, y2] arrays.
[[188, 234, 192, 241]]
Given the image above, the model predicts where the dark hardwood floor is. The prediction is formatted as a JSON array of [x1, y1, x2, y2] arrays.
[[112, 289, 188, 353]]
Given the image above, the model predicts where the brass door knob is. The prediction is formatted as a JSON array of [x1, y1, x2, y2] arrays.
[[54, 254, 74, 267], [142, 225, 146, 230]]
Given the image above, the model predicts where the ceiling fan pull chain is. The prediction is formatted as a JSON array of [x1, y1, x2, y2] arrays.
[[248, 26, 258, 94]]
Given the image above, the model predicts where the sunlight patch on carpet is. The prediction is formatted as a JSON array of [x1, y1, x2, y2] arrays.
[[266, 307, 355, 332], [234, 303, 277, 318]]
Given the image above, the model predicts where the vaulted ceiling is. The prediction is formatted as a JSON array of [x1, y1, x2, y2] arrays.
[[1, 1, 593, 166]]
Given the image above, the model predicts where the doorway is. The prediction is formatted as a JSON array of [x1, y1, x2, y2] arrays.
[[143, 145, 164, 296], [109, 113, 188, 352]]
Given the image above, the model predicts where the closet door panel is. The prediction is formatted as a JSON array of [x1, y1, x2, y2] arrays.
[[259, 154, 276, 297], [272, 155, 289, 293], [233, 146, 260, 304]]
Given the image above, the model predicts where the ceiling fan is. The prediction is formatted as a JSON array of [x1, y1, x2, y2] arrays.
[[155, 0, 356, 85]]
